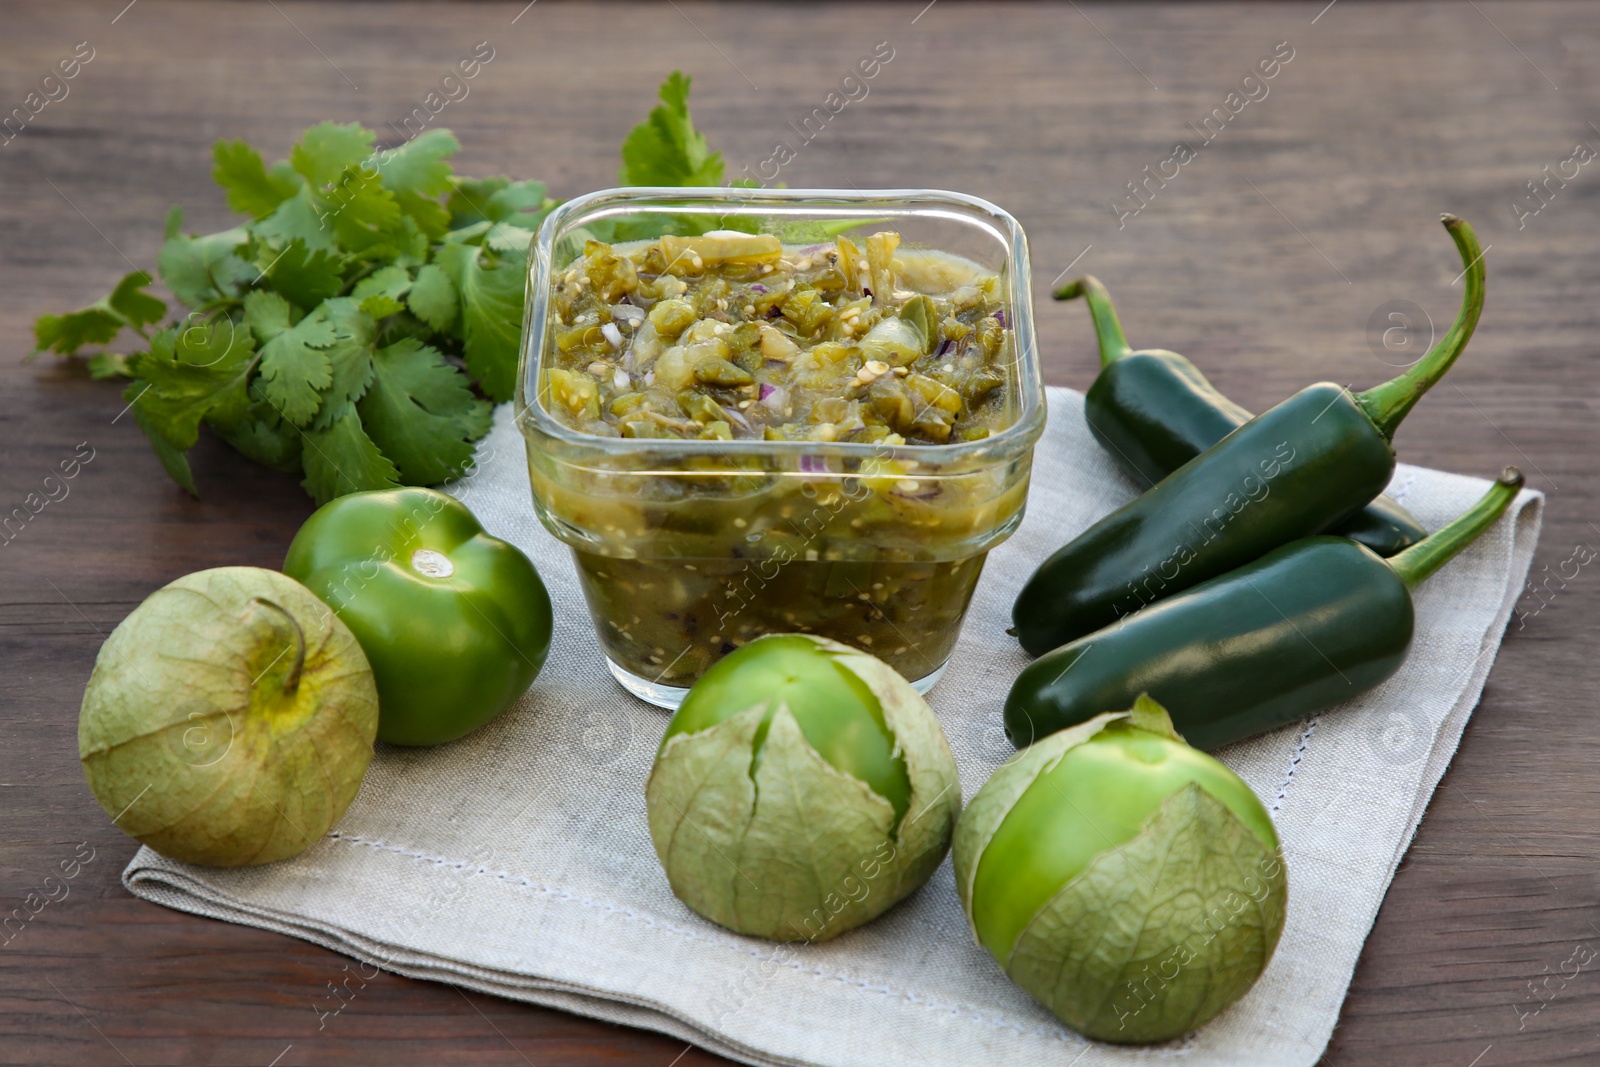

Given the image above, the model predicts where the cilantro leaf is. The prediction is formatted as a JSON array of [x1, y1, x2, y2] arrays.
[[256, 303, 338, 425], [325, 165, 406, 254], [262, 239, 344, 311], [358, 338, 491, 483], [123, 322, 258, 495], [299, 405, 401, 504], [406, 262, 457, 330], [374, 131, 460, 240], [157, 218, 254, 308], [129, 320, 255, 418], [374, 129, 459, 197], [384, 214, 433, 268], [485, 225, 537, 255], [290, 122, 376, 188], [447, 177, 551, 230], [619, 71, 724, 186], [358, 295, 405, 319], [490, 181, 552, 224], [434, 241, 523, 401], [209, 378, 303, 473], [131, 400, 201, 496], [351, 264, 411, 319], [254, 186, 338, 253], [242, 289, 295, 343], [34, 307, 123, 355], [611, 72, 741, 239], [33, 270, 166, 357], [447, 177, 509, 228], [88, 353, 134, 379], [212, 412, 303, 473], [394, 192, 452, 242], [213, 140, 300, 218], [311, 298, 378, 428], [108, 270, 169, 329]]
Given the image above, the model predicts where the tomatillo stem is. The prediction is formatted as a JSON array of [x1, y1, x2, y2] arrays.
[[1356, 214, 1485, 439], [248, 596, 306, 694], [1388, 466, 1523, 588], [1054, 275, 1133, 366]]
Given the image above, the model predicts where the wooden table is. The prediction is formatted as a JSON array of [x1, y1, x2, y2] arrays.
[[3, 2, 1596, 1063]]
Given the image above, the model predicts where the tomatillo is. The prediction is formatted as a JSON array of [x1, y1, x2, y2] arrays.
[[284, 487, 553, 746], [953, 695, 1286, 1044], [79, 567, 378, 867], [646, 634, 961, 942]]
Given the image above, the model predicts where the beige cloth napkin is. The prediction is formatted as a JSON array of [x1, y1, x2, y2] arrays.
[[124, 387, 1542, 1067]]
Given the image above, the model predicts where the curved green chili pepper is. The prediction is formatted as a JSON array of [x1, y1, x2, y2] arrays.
[[1059, 272, 1428, 556], [1005, 468, 1522, 750], [1012, 215, 1484, 656]]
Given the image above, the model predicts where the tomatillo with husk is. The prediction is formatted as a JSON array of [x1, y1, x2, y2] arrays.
[[646, 634, 961, 942], [954, 695, 1286, 1044], [79, 567, 379, 867], [284, 487, 553, 746]]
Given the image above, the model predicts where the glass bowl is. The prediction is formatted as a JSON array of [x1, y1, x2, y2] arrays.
[[516, 187, 1046, 708]]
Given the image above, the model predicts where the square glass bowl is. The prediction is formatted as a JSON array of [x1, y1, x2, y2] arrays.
[[516, 187, 1045, 708]]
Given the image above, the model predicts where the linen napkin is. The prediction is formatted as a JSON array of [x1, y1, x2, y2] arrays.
[[124, 386, 1542, 1067]]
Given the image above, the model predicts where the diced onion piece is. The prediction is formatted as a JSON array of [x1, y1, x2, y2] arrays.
[[600, 322, 624, 349], [611, 303, 646, 326]]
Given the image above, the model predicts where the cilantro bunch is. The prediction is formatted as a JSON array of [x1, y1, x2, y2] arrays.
[[33, 72, 730, 503]]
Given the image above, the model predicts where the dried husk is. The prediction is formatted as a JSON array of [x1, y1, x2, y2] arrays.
[[646, 638, 960, 942], [953, 698, 1287, 1043], [79, 567, 379, 867]]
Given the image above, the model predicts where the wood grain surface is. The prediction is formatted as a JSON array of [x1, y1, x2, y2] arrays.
[[2, 2, 1597, 1064]]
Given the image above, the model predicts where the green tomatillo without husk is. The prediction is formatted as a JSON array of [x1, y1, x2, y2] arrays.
[[953, 695, 1287, 1044], [284, 487, 553, 746], [79, 567, 379, 867], [646, 634, 961, 942]]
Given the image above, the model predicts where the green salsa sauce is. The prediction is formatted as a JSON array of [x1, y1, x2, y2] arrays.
[[543, 231, 1012, 445], [534, 230, 1024, 689]]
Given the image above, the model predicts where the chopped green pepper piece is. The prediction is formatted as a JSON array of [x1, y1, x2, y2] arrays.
[[649, 298, 698, 338], [694, 358, 754, 387], [547, 368, 600, 421]]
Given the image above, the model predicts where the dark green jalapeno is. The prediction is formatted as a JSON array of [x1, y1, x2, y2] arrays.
[[1005, 468, 1522, 750], [1012, 215, 1484, 655], [1058, 273, 1431, 556]]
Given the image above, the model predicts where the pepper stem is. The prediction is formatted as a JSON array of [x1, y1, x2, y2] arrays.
[[1356, 215, 1486, 439], [1053, 275, 1133, 367], [1388, 467, 1523, 589]]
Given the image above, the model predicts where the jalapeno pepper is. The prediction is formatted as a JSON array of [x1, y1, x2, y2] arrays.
[[1011, 215, 1484, 655], [1005, 468, 1522, 750], [1057, 272, 1433, 556]]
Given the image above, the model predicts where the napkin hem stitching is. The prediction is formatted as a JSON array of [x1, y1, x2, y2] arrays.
[[1388, 468, 1418, 504], [1269, 718, 1319, 814]]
